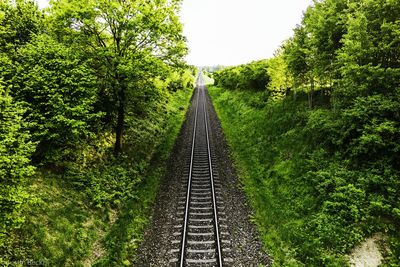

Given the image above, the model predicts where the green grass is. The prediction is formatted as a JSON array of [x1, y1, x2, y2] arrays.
[[208, 86, 349, 266], [209, 85, 400, 266], [19, 172, 108, 266], [16, 87, 193, 266]]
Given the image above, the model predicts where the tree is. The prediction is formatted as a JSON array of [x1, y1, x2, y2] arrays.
[[12, 35, 100, 164], [304, 0, 348, 85], [244, 60, 270, 91], [337, 0, 400, 101], [0, 0, 42, 54], [49, 0, 187, 153], [267, 47, 293, 99], [0, 0, 43, 85], [283, 26, 315, 106], [213, 60, 270, 91]]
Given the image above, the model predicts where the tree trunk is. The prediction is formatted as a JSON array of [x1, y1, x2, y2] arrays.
[[285, 87, 290, 97], [114, 85, 126, 154], [309, 77, 314, 109]]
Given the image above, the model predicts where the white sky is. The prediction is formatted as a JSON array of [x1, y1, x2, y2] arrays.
[[36, 0, 313, 66], [36, 0, 48, 9], [180, 0, 312, 66]]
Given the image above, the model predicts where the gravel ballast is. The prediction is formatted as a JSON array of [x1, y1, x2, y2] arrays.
[[135, 85, 270, 266]]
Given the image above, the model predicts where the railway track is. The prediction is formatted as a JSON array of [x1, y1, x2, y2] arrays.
[[169, 74, 232, 266]]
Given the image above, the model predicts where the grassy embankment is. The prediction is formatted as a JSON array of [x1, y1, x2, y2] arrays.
[[17, 87, 193, 266], [208, 85, 399, 266], [209, 86, 311, 266]]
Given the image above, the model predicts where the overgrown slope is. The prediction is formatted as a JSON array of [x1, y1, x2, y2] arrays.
[[13, 87, 193, 266], [209, 86, 399, 266]]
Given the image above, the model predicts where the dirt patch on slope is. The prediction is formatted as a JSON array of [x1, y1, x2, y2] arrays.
[[349, 233, 385, 267]]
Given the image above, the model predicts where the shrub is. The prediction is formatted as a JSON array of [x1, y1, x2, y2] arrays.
[[0, 81, 35, 259]]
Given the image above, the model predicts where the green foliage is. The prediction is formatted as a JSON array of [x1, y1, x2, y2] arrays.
[[302, 0, 348, 83], [48, 0, 188, 153], [210, 85, 398, 265], [167, 69, 195, 92], [214, 60, 270, 91], [67, 83, 193, 207], [0, 0, 42, 54], [0, 82, 35, 261], [13, 35, 100, 164], [0, 0, 193, 264], [212, 1, 400, 262], [0, 0, 43, 96], [267, 48, 293, 99], [337, 0, 400, 101], [14, 83, 192, 266]]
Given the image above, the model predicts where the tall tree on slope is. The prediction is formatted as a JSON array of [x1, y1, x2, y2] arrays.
[[49, 0, 187, 153]]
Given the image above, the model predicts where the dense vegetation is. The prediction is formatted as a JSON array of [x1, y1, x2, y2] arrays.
[[0, 0, 194, 265], [213, 60, 270, 91], [211, 0, 400, 265]]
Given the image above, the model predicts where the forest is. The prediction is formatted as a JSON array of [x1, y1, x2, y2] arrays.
[[210, 0, 400, 265], [0, 0, 195, 265]]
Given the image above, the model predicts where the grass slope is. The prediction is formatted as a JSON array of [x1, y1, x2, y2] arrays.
[[208, 86, 313, 266], [15, 87, 193, 266], [208, 86, 399, 266]]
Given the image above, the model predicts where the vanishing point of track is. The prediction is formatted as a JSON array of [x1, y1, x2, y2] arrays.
[[169, 74, 232, 266]]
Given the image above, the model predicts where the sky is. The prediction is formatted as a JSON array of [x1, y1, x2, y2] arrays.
[[36, 0, 313, 66]]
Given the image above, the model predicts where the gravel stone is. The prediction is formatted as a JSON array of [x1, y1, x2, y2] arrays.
[[135, 86, 271, 266]]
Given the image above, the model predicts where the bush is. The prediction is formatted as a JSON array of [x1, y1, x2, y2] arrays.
[[13, 35, 101, 165], [0, 81, 35, 260], [214, 60, 270, 91]]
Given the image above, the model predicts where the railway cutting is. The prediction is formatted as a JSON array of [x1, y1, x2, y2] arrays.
[[168, 75, 231, 266], [135, 74, 270, 266]]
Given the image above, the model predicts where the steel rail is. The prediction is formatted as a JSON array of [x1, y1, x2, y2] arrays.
[[202, 86, 223, 266], [179, 79, 200, 267], [179, 74, 223, 266]]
